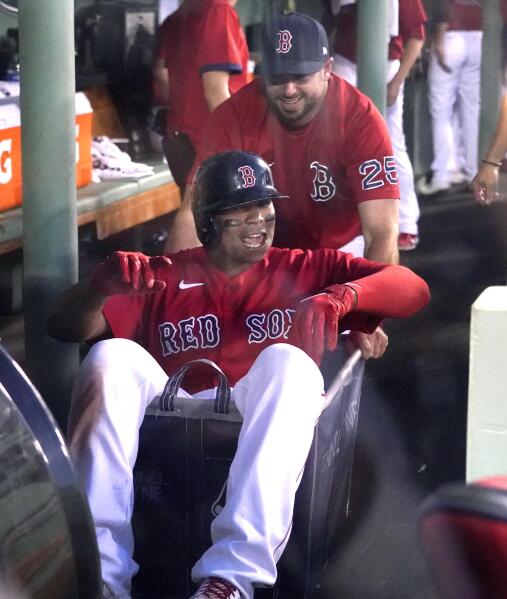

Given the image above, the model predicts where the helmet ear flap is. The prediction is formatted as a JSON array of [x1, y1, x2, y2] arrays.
[[198, 214, 220, 248], [192, 179, 219, 247]]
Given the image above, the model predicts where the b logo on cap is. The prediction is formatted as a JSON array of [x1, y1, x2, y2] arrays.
[[238, 165, 256, 188], [276, 30, 292, 54]]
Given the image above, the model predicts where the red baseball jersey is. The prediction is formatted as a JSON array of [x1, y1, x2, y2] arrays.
[[435, 1, 482, 31], [333, 0, 427, 63], [194, 75, 399, 250], [155, 0, 249, 149], [102, 247, 426, 393]]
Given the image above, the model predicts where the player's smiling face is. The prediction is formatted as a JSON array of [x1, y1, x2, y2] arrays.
[[263, 60, 332, 129], [209, 200, 276, 276]]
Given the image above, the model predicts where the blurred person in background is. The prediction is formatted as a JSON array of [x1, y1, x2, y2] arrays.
[[152, 0, 250, 195], [417, 0, 482, 196]]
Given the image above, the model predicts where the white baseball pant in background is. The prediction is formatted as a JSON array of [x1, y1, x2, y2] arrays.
[[68, 339, 325, 599], [333, 54, 419, 236], [427, 30, 482, 185]]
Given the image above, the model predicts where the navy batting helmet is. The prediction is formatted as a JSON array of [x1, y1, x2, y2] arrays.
[[192, 150, 287, 247]]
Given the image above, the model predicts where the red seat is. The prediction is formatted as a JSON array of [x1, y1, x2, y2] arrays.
[[418, 477, 507, 599]]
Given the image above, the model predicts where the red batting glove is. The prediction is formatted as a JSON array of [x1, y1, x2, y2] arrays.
[[290, 284, 357, 363], [90, 251, 172, 297]]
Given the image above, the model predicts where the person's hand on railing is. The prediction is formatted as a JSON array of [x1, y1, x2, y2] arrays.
[[346, 327, 389, 360]]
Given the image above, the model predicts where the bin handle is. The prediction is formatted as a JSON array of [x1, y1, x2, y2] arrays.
[[323, 349, 362, 411], [159, 359, 231, 414]]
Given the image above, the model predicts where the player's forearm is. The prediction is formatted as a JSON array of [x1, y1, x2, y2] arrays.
[[47, 280, 109, 343], [363, 232, 399, 265], [202, 70, 231, 112], [391, 38, 424, 84], [358, 198, 399, 264], [483, 94, 507, 163]]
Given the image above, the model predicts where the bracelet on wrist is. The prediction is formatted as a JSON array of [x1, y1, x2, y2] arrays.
[[481, 158, 503, 168]]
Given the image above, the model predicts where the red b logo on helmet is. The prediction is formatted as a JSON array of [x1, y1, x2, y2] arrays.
[[238, 165, 256, 188], [276, 30, 292, 54]]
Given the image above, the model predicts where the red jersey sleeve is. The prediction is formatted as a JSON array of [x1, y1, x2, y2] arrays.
[[197, 3, 247, 76], [336, 257, 430, 318], [285, 248, 429, 333], [314, 250, 429, 330], [398, 0, 427, 42], [436, 1, 482, 31]]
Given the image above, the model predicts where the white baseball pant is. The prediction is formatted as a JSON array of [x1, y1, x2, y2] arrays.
[[333, 53, 419, 236], [68, 339, 325, 599], [427, 30, 482, 185]]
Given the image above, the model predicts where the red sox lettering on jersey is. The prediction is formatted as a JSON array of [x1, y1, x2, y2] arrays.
[[245, 309, 295, 343], [103, 246, 397, 392], [158, 308, 295, 356]]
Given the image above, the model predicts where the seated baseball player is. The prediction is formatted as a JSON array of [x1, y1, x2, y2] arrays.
[[47, 151, 430, 599]]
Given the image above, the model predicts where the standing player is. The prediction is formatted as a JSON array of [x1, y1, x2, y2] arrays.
[[152, 0, 249, 193], [332, 0, 427, 251], [417, 0, 482, 195], [165, 12, 400, 265], [48, 152, 429, 599]]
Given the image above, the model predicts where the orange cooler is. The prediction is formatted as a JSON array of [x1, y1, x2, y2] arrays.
[[0, 92, 93, 212], [0, 103, 22, 212], [75, 92, 93, 188]]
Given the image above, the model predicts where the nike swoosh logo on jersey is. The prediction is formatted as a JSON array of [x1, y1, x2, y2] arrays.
[[179, 281, 205, 290]]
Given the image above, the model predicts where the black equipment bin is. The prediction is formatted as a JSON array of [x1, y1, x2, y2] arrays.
[[132, 343, 364, 598]]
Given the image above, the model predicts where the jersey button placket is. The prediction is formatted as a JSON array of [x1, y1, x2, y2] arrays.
[[217, 277, 243, 367]]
